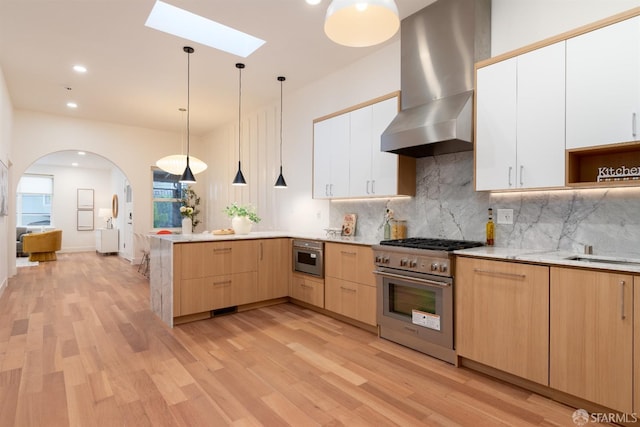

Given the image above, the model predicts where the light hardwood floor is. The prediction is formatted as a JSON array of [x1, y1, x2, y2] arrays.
[[0, 252, 604, 426]]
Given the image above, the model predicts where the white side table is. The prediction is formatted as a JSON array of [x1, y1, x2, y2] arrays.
[[96, 228, 119, 255]]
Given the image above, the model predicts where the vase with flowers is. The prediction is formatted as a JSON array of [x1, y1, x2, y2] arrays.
[[224, 202, 261, 235], [179, 186, 200, 234]]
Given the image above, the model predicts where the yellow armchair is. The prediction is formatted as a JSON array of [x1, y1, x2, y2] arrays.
[[22, 230, 62, 262]]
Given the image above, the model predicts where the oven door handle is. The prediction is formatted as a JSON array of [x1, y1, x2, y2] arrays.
[[373, 270, 451, 287]]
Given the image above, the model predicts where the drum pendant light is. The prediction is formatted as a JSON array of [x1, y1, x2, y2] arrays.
[[324, 0, 399, 47], [180, 46, 196, 184], [232, 63, 247, 186], [274, 76, 287, 188]]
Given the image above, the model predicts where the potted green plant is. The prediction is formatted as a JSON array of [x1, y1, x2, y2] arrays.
[[224, 202, 261, 234]]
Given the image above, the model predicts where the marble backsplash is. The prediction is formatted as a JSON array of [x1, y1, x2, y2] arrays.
[[330, 151, 640, 257]]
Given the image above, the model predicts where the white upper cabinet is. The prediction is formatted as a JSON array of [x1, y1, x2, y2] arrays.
[[516, 41, 566, 189], [313, 113, 349, 198], [476, 41, 566, 191], [314, 95, 413, 199], [566, 16, 640, 149], [475, 57, 517, 190], [348, 97, 399, 197]]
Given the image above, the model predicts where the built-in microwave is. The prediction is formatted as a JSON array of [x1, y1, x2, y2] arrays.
[[292, 239, 324, 278]]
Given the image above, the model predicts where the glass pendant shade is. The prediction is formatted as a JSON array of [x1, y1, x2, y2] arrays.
[[233, 161, 247, 186], [324, 0, 399, 47], [156, 155, 207, 176]]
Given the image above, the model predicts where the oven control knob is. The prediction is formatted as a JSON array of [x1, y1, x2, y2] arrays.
[[400, 258, 408, 267], [409, 259, 418, 268], [439, 264, 448, 273], [375, 256, 381, 263], [383, 257, 390, 264], [431, 263, 439, 272]]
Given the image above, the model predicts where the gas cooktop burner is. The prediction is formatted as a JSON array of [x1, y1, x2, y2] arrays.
[[380, 237, 484, 252]]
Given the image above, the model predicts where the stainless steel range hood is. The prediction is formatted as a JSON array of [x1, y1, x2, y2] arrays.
[[382, 0, 491, 157]]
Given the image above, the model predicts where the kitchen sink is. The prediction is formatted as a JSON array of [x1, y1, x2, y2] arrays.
[[564, 255, 640, 266]]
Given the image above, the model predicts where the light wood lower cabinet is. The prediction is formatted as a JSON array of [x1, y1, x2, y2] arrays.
[[181, 272, 257, 314], [550, 267, 633, 413], [290, 273, 324, 308], [324, 243, 376, 326], [456, 257, 549, 385], [175, 240, 259, 317], [325, 277, 376, 326], [257, 238, 290, 301]]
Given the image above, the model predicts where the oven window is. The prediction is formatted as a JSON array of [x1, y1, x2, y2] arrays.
[[297, 251, 318, 267], [389, 284, 436, 317]]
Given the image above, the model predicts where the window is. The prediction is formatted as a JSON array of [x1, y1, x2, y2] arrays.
[[152, 168, 186, 229], [16, 174, 53, 226]]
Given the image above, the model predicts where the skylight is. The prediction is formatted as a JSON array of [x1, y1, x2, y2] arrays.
[[145, 1, 266, 58]]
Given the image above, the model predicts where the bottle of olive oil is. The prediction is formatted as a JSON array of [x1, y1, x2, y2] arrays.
[[486, 208, 495, 246]]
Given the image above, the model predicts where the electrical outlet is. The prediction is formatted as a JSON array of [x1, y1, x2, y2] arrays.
[[497, 208, 513, 225]]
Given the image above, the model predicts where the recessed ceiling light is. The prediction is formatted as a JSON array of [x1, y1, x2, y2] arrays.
[[73, 65, 87, 73], [145, 1, 266, 58], [67, 102, 78, 108], [71, 162, 79, 167], [78, 151, 86, 156], [306, 0, 322, 4]]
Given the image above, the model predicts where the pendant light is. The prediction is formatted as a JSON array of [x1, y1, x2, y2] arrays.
[[180, 46, 196, 184], [232, 63, 247, 186], [274, 76, 287, 188], [156, 108, 208, 175], [324, 0, 400, 48]]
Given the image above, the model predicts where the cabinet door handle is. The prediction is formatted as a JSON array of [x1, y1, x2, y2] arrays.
[[620, 280, 626, 320], [341, 251, 357, 256], [213, 280, 231, 286], [260, 242, 263, 261], [633, 113, 637, 138], [300, 283, 313, 289], [340, 286, 356, 293], [508, 166, 513, 187], [325, 184, 329, 197], [519, 165, 524, 187], [371, 180, 376, 194], [214, 248, 232, 253], [473, 268, 526, 279], [366, 180, 370, 194]]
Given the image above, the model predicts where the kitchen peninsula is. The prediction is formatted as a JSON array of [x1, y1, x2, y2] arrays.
[[149, 231, 376, 327]]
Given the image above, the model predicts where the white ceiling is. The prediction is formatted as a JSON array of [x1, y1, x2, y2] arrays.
[[0, 0, 435, 137]]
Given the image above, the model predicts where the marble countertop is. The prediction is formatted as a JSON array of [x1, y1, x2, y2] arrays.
[[151, 231, 378, 246], [455, 246, 640, 274]]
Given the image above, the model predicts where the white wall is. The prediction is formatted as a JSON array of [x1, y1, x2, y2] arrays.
[[491, 0, 640, 55]]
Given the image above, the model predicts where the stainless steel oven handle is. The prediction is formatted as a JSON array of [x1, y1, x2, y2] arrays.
[[373, 270, 451, 287]]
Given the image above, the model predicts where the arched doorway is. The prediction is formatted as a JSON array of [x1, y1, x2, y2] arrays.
[[17, 150, 134, 261]]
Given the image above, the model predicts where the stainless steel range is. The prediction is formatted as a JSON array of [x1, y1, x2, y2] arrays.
[[373, 238, 484, 364]]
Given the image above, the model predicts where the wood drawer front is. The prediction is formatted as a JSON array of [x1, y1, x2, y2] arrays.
[[325, 277, 376, 326], [325, 243, 375, 286], [203, 241, 258, 276], [180, 272, 258, 315], [290, 274, 324, 308]]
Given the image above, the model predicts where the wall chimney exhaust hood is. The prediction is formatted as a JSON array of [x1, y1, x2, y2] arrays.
[[382, 0, 491, 158]]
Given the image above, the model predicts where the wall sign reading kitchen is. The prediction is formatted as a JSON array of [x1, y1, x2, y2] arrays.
[[597, 165, 640, 182]]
